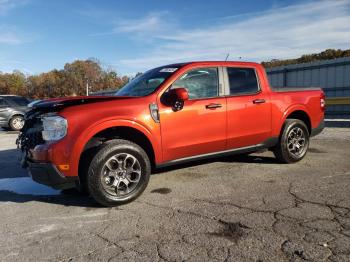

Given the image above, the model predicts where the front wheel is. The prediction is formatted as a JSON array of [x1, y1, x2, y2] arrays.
[[87, 139, 151, 207], [9, 115, 24, 131], [273, 119, 309, 163]]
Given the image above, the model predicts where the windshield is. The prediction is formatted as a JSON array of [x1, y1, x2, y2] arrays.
[[116, 66, 179, 97]]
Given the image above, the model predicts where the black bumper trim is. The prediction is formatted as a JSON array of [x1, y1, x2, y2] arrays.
[[28, 162, 77, 190], [311, 119, 325, 137]]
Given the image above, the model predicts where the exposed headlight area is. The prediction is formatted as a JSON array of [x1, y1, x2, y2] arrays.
[[41, 115, 68, 141]]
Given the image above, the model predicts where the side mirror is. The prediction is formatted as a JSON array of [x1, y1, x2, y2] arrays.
[[161, 87, 189, 111], [172, 87, 189, 101]]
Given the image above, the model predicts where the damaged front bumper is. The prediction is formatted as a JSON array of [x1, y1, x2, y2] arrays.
[[17, 109, 77, 190], [20, 147, 77, 190], [26, 160, 77, 190]]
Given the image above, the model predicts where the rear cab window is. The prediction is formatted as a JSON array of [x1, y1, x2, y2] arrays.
[[226, 67, 260, 96]]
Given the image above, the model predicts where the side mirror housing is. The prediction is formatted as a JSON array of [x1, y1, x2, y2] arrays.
[[161, 87, 189, 111], [173, 88, 189, 101]]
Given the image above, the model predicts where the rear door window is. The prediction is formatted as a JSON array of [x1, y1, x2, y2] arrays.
[[227, 67, 260, 95]]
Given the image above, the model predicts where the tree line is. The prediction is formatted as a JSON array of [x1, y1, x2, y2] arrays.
[[2, 48, 349, 98], [262, 48, 350, 68], [0, 59, 129, 98]]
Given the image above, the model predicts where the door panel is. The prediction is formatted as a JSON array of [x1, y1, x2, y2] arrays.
[[0, 98, 9, 125], [159, 97, 227, 162], [158, 67, 227, 162], [225, 67, 271, 149], [226, 95, 271, 149]]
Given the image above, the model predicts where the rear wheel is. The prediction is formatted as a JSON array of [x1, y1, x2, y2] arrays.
[[273, 119, 309, 163], [9, 115, 24, 131], [87, 139, 151, 207]]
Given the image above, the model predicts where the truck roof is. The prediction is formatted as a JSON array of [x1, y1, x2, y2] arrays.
[[162, 61, 262, 68]]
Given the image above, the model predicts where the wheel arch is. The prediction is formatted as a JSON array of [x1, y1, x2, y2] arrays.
[[75, 122, 158, 184], [273, 110, 311, 164], [279, 105, 312, 136], [8, 113, 24, 122]]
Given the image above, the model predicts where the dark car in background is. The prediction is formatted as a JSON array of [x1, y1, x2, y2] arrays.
[[0, 95, 30, 131]]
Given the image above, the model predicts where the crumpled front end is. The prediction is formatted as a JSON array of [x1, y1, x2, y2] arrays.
[[17, 109, 77, 189]]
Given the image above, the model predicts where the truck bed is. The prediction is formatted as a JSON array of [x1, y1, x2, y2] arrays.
[[271, 87, 322, 92]]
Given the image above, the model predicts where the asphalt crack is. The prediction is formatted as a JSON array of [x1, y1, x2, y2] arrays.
[[138, 181, 349, 261]]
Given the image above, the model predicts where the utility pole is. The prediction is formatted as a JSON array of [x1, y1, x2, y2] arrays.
[[86, 80, 89, 96]]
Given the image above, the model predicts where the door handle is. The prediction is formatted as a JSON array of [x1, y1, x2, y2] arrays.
[[253, 99, 266, 104], [205, 103, 222, 109]]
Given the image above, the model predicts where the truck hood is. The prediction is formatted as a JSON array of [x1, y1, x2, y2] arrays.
[[31, 95, 133, 113]]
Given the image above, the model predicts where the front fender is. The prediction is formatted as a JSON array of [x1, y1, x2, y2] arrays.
[[66, 119, 161, 177]]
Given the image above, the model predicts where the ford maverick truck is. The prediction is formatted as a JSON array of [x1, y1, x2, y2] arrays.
[[17, 61, 325, 206]]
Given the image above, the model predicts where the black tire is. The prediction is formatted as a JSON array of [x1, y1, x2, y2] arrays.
[[74, 181, 89, 195], [77, 146, 102, 195], [273, 119, 309, 163], [87, 139, 151, 207], [9, 115, 24, 131]]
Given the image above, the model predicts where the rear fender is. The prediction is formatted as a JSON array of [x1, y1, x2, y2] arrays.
[[275, 104, 310, 136]]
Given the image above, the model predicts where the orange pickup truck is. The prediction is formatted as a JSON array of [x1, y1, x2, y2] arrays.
[[17, 61, 325, 206]]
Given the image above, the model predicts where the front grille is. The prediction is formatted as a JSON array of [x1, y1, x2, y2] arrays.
[[17, 111, 44, 151], [25, 127, 44, 149]]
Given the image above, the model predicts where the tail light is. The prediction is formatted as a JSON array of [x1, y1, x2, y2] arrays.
[[320, 93, 326, 111]]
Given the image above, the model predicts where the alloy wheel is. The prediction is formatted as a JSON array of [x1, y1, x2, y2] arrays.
[[101, 153, 142, 197], [11, 117, 24, 130], [287, 127, 307, 157]]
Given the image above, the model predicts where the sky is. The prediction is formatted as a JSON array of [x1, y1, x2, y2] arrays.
[[0, 0, 350, 76]]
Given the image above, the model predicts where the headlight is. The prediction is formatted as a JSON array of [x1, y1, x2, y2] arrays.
[[41, 115, 68, 141]]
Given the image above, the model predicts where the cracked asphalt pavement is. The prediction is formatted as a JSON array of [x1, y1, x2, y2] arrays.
[[0, 128, 349, 261]]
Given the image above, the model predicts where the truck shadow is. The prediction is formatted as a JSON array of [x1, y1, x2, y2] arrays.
[[0, 149, 277, 207], [0, 189, 101, 208], [0, 149, 100, 208]]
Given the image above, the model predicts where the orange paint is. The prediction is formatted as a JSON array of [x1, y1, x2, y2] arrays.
[[28, 61, 324, 177]]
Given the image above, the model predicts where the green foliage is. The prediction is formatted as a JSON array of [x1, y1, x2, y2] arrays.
[[0, 59, 130, 98], [0, 70, 27, 96], [4, 48, 348, 97], [262, 48, 350, 68]]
